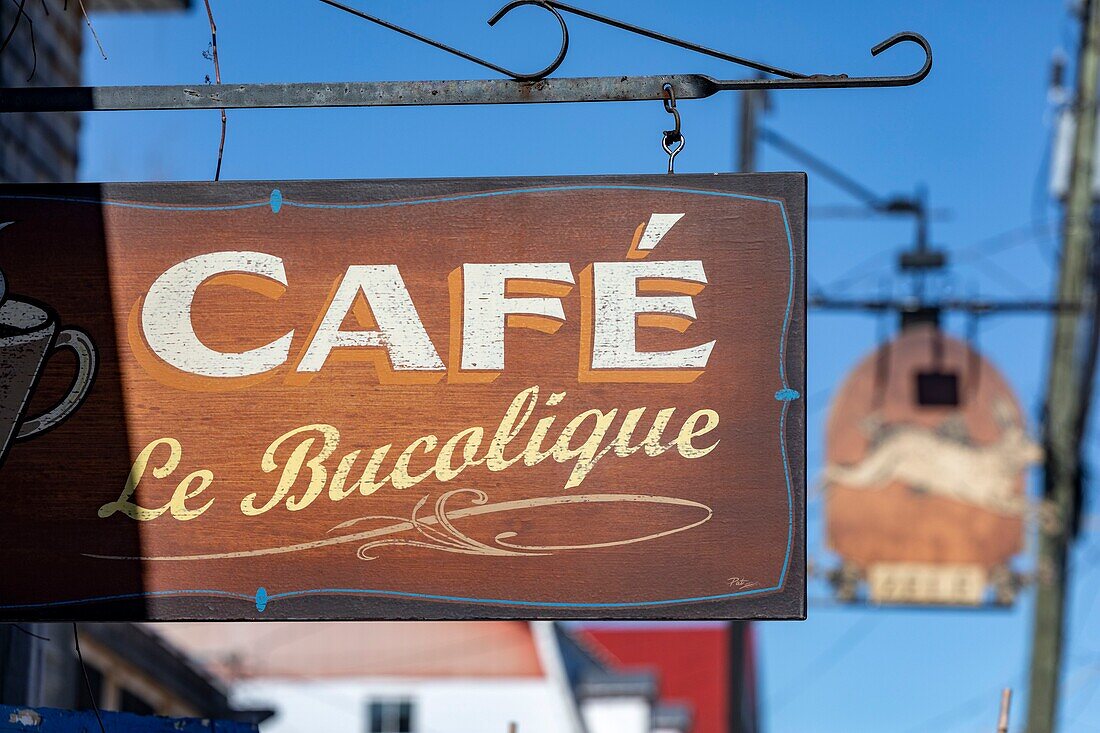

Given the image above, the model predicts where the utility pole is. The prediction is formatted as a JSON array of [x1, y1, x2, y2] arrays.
[[1027, 0, 1100, 729], [729, 87, 767, 733]]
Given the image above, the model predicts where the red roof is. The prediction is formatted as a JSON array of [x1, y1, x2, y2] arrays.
[[579, 624, 744, 733]]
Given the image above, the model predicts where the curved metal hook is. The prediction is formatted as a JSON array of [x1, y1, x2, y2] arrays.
[[316, 0, 568, 82], [800, 31, 928, 86], [865, 32, 933, 86], [488, 1, 569, 82], [703, 31, 932, 90]]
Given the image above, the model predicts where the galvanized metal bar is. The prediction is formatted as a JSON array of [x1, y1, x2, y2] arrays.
[[0, 30, 931, 114], [0, 75, 712, 112], [0, 62, 930, 114]]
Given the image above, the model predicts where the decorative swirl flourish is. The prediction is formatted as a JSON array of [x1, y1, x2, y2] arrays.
[[333, 490, 548, 561], [335, 488, 713, 562], [86, 492, 713, 562]]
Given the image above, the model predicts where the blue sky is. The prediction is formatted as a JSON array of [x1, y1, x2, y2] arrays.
[[76, 1, 1097, 730]]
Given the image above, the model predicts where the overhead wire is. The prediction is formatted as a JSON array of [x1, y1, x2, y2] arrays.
[[818, 222, 1057, 297], [73, 623, 107, 733], [766, 616, 882, 715]]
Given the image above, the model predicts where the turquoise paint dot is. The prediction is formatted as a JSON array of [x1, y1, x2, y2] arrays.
[[775, 388, 801, 401], [255, 587, 268, 612], [269, 189, 283, 213]]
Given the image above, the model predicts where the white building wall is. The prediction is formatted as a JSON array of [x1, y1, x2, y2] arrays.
[[580, 697, 652, 733], [231, 677, 568, 733]]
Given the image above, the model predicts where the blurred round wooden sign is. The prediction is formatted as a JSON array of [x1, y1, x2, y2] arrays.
[[823, 324, 1039, 605]]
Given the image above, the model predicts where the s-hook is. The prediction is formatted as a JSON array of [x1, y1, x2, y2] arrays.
[[662, 83, 684, 174]]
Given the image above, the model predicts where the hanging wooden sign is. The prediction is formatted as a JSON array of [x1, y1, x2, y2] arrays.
[[823, 325, 1037, 607], [0, 174, 805, 620]]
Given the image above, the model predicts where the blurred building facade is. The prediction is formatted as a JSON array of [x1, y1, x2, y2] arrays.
[[1, 623, 267, 722], [0, 0, 188, 182], [153, 621, 759, 733], [157, 622, 582, 733]]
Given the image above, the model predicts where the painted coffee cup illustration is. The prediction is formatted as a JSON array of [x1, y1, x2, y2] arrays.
[[0, 278, 97, 468]]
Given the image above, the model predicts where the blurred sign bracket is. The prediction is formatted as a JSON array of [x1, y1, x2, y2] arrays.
[[867, 563, 987, 606]]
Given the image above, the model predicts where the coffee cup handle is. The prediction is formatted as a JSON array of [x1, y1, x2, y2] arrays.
[[16, 328, 97, 440]]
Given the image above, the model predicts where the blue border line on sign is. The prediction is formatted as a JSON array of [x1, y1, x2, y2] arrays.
[[0, 184, 801, 612]]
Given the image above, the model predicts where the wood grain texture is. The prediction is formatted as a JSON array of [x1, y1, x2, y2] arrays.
[[0, 174, 806, 620]]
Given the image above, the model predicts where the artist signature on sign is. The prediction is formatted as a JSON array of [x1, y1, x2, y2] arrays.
[[727, 577, 759, 590]]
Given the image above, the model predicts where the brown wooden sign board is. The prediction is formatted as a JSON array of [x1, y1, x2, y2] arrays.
[[0, 174, 805, 620], [823, 325, 1033, 606]]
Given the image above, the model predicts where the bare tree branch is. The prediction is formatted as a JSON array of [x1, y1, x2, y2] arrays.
[[203, 0, 226, 181], [76, 0, 105, 59], [1, 0, 38, 81]]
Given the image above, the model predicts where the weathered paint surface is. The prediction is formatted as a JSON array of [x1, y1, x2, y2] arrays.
[[0, 174, 806, 620]]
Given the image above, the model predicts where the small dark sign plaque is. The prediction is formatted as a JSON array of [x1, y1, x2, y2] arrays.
[[0, 174, 805, 620]]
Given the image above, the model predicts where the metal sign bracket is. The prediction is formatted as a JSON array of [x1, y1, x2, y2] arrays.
[[0, 1, 931, 113]]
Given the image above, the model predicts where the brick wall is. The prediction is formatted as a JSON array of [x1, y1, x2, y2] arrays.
[[0, 2, 84, 182], [0, 1, 189, 183]]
